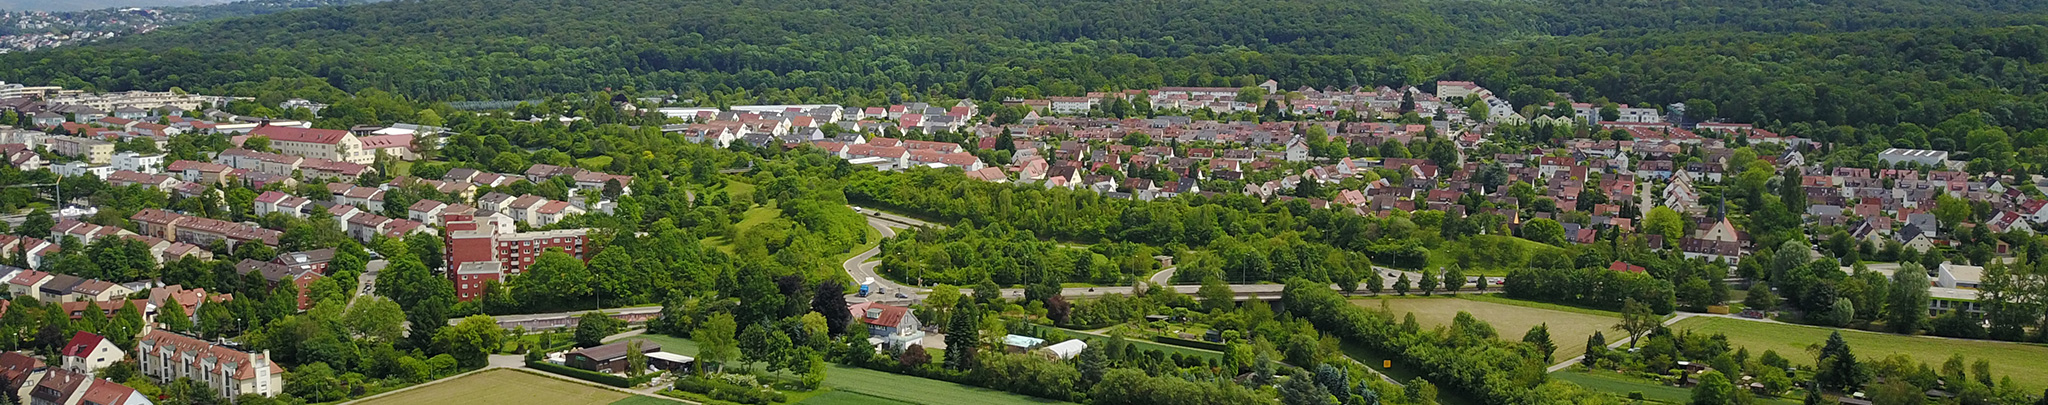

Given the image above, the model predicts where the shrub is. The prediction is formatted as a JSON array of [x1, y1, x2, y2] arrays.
[[526, 360, 632, 388], [673, 375, 784, 405]]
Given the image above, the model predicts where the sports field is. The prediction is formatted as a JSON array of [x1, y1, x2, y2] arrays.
[[1671, 316, 2048, 391], [351, 369, 674, 405], [1354, 295, 1618, 364]]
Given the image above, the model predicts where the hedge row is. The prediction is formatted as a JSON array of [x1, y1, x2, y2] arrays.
[[1152, 335, 1228, 352], [526, 360, 635, 388], [673, 376, 786, 405]]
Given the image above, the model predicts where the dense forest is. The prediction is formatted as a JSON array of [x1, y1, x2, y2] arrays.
[[5, 0, 2048, 134]]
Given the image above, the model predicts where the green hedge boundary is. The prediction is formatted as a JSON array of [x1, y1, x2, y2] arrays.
[[526, 359, 656, 388], [1152, 335, 1228, 351]]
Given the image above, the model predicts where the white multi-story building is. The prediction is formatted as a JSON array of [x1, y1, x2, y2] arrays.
[[111, 152, 164, 174], [135, 330, 282, 399]]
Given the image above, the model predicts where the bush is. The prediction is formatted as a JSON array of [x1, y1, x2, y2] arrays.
[[1153, 335, 1228, 351], [526, 360, 632, 388], [673, 375, 784, 405]]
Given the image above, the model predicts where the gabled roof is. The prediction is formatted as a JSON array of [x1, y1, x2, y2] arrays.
[[248, 126, 350, 144], [60, 332, 108, 358], [137, 330, 283, 380], [848, 301, 913, 328], [77, 378, 139, 405], [567, 339, 662, 362]]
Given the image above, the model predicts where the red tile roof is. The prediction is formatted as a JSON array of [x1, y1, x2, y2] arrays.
[[249, 126, 349, 144], [848, 302, 912, 328]]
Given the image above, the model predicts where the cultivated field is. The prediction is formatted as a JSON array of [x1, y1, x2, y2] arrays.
[[1671, 316, 2048, 391], [351, 369, 671, 405], [1354, 295, 1618, 363]]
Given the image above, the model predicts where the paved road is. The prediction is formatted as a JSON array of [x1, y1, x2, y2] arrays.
[[461, 306, 665, 330], [357, 259, 387, 298], [1147, 267, 1178, 286], [843, 216, 923, 302]]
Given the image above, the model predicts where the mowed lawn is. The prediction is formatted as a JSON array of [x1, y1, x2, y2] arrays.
[[699, 206, 781, 253], [1354, 295, 1617, 363], [1423, 235, 1566, 275], [618, 334, 1069, 405], [1671, 317, 2048, 391], [798, 391, 913, 405], [352, 369, 675, 405], [1552, 370, 1803, 405], [821, 364, 1070, 405]]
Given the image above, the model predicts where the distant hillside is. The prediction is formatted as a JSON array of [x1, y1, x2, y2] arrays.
[[3, 0, 2048, 131], [0, 0, 227, 12]]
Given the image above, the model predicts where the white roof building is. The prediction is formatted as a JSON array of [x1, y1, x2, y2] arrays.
[[1038, 339, 1087, 360]]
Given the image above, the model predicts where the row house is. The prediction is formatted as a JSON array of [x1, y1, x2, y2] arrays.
[[0, 236, 58, 269], [327, 183, 386, 213], [440, 168, 517, 188], [129, 209, 281, 248], [214, 148, 302, 177], [106, 170, 181, 191], [165, 160, 237, 186], [904, 150, 987, 171], [569, 171, 633, 197], [123, 235, 213, 265], [344, 212, 434, 243], [252, 191, 314, 218], [299, 158, 367, 182], [233, 260, 323, 310], [136, 330, 282, 398], [24, 366, 151, 405], [0, 143, 42, 171]]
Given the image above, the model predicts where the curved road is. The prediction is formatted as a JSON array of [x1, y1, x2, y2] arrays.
[[843, 214, 926, 301]]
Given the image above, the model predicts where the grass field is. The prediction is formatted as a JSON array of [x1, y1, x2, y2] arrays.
[[1355, 295, 1617, 363], [1551, 370, 1802, 405], [798, 391, 914, 405], [698, 206, 782, 253], [723, 180, 757, 201], [822, 364, 1070, 405], [617, 334, 1067, 405], [577, 156, 614, 170], [1028, 324, 1225, 361], [1670, 316, 2048, 391], [352, 369, 675, 405], [1423, 235, 1565, 275]]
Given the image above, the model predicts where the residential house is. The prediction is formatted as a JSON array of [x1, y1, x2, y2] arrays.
[[136, 330, 282, 398], [564, 339, 663, 374], [846, 302, 924, 351], [129, 209, 280, 248], [60, 332, 122, 377], [232, 260, 322, 310]]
